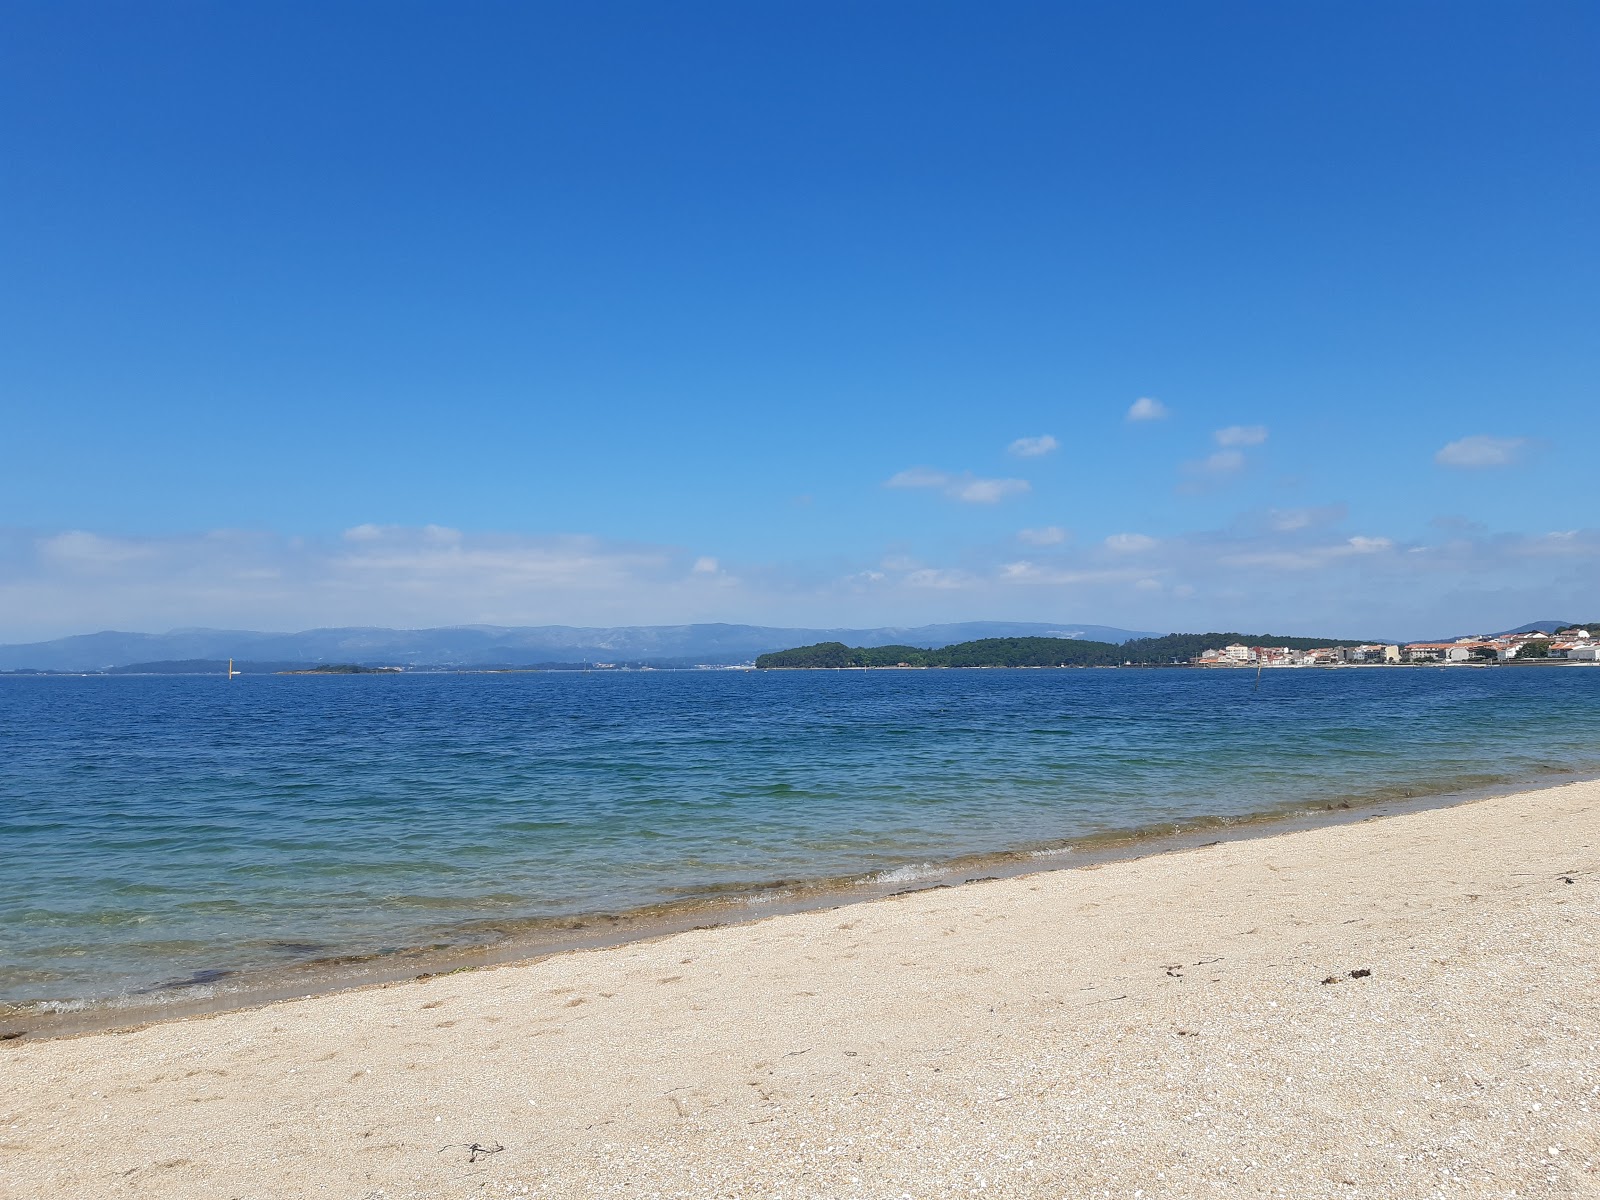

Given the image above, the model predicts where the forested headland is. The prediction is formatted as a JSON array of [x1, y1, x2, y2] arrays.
[[755, 632, 1371, 669]]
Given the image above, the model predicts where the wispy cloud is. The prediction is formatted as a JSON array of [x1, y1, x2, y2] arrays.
[[1516, 530, 1588, 557], [902, 567, 972, 590], [1104, 533, 1158, 553], [890, 525, 1599, 634], [345, 522, 462, 545], [1435, 435, 1528, 469], [3, 526, 732, 638], [1198, 449, 1246, 475], [6, 519, 1599, 646], [38, 530, 160, 567], [884, 467, 951, 490], [885, 468, 1031, 504], [1008, 434, 1058, 458], [1000, 561, 1157, 586], [1265, 505, 1347, 532], [889, 467, 947, 489], [1345, 536, 1393, 554], [1219, 535, 1395, 571], [1126, 396, 1168, 422], [1017, 526, 1069, 546], [952, 477, 1030, 503], [1214, 425, 1269, 447], [1180, 426, 1269, 484]]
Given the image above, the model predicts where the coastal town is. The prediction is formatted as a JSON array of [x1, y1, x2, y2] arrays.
[[1195, 625, 1600, 667]]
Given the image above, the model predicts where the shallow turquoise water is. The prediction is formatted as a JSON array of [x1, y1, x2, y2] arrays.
[[2, 667, 1598, 1011]]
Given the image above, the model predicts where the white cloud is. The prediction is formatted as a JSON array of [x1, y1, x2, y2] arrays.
[[951, 477, 1030, 503], [692, 556, 719, 574], [1017, 526, 1069, 546], [1345, 536, 1393, 554], [1214, 425, 1269, 447], [1180, 427, 1268, 486], [1434, 435, 1528, 469], [1104, 533, 1158, 553], [886, 468, 1030, 504], [1008, 434, 1058, 458], [1126, 397, 1168, 422]]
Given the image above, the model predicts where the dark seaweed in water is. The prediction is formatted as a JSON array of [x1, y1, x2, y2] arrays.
[[133, 968, 235, 994]]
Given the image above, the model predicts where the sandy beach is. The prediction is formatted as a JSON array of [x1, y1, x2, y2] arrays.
[[3, 780, 1597, 1199]]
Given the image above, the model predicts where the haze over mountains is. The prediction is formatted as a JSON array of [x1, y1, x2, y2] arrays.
[[0, 622, 1160, 672]]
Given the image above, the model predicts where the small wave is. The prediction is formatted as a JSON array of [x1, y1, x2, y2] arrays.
[[739, 889, 796, 906], [870, 863, 943, 885], [26, 996, 92, 1015], [1027, 845, 1075, 859]]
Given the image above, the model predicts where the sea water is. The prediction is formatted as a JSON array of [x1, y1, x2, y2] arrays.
[[3, 666, 1598, 1020]]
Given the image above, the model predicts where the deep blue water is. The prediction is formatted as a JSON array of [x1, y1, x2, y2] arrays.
[[3, 667, 1598, 1014]]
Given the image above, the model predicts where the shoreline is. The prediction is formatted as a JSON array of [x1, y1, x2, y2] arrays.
[[12, 658, 1600, 677], [4, 777, 1596, 1197], [7, 765, 1595, 1042]]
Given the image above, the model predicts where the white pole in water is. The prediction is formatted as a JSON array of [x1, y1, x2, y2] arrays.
[[228, 657, 236, 680]]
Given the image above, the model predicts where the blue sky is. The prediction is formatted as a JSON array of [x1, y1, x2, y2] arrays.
[[2, 1, 1596, 641]]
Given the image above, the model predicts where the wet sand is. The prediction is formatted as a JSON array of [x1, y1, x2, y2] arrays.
[[2, 779, 1597, 1198]]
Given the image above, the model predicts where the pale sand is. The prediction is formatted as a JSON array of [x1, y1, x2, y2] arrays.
[[3, 782, 1598, 1200]]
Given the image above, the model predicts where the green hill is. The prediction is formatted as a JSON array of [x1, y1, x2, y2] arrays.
[[755, 632, 1371, 669]]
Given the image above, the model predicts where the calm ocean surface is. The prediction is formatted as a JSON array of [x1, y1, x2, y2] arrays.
[[3, 667, 1599, 1019]]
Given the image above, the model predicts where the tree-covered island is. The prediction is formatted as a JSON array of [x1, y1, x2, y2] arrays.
[[279, 663, 404, 674], [755, 633, 1372, 669]]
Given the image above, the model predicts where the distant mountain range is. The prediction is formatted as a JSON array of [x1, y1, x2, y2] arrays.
[[1432, 620, 1578, 643], [0, 621, 1161, 672], [1487, 621, 1574, 636]]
